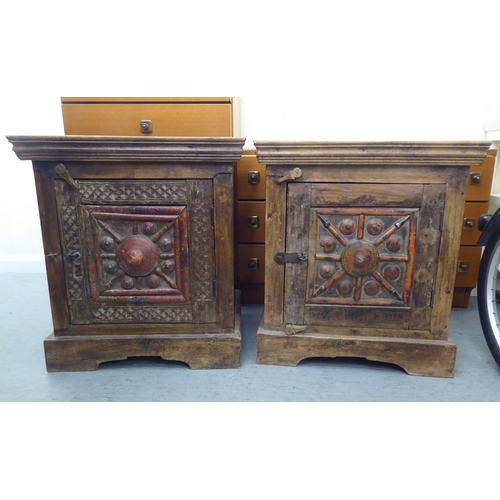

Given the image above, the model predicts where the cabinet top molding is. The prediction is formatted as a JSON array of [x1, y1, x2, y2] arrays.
[[254, 141, 492, 166], [6, 136, 246, 162]]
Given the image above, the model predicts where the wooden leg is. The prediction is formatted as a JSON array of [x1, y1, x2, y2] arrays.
[[257, 319, 456, 378], [44, 303, 242, 372], [44, 332, 241, 372]]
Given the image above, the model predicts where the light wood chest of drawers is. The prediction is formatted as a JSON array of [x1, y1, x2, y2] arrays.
[[453, 149, 497, 307], [61, 97, 235, 137]]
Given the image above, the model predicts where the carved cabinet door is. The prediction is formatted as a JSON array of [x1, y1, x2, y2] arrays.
[[283, 182, 445, 334], [55, 178, 216, 326]]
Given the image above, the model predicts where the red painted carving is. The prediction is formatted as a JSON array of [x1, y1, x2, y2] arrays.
[[309, 208, 417, 306], [83, 205, 190, 304]]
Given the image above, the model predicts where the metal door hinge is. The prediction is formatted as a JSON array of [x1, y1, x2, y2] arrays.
[[274, 252, 308, 265]]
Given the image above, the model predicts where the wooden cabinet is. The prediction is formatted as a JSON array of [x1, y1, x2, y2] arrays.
[[61, 97, 235, 137], [453, 149, 497, 307], [254, 141, 491, 378], [7, 135, 245, 372], [238, 149, 497, 307]]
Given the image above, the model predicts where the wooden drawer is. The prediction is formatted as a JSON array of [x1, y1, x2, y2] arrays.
[[466, 149, 496, 202], [454, 246, 482, 288], [237, 202, 266, 243], [460, 202, 490, 246], [61, 97, 234, 137], [235, 151, 266, 200], [237, 244, 265, 283]]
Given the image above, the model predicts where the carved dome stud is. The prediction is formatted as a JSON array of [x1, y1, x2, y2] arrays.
[[337, 280, 354, 296], [159, 238, 174, 252], [319, 264, 335, 280], [367, 219, 384, 236], [320, 237, 337, 254], [146, 275, 161, 289], [116, 236, 158, 277], [341, 241, 380, 278], [161, 261, 175, 275], [340, 219, 356, 235], [121, 276, 135, 289], [142, 222, 158, 236], [103, 261, 118, 274], [100, 236, 114, 251], [384, 265, 401, 281], [364, 280, 381, 296], [386, 236, 402, 253]]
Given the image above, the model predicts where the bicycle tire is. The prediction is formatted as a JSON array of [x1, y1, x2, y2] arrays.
[[477, 230, 500, 368]]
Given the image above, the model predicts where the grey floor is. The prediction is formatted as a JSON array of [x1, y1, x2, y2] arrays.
[[1, 272, 499, 402]]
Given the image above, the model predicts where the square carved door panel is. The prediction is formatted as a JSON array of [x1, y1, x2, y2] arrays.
[[55, 178, 215, 326]]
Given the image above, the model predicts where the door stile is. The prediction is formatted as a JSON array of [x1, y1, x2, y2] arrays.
[[284, 183, 312, 326]]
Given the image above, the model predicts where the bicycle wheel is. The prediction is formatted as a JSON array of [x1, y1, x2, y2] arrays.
[[477, 230, 500, 368]]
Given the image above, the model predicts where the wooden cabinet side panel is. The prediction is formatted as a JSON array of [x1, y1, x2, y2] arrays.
[[33, 164, 70, 332], [409, 183, 446, 331], [431, 174, 469, 335], [187, 180, 216, 324], [214, 173, 235, 329]]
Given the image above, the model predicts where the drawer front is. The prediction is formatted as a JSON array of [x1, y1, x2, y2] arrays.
[[237, 244, 265, 283], [460, 202, 490, 246], [236, 153, 266, 200], [237, 202, 266, 243], [454, 246, 482, 288], [466, 151, 496, 202], [62, 103, 233, 137]]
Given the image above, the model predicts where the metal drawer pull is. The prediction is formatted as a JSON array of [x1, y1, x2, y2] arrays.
[[247, 258, 259, 270], [277, 168, 302, 184], [469, 172, 482, 185], [248, 171, 260, 185], [247, 216, 259, 229], [463, 218, 476, 230], [140, 120, 153, 134], [457, 261, 470, 273]]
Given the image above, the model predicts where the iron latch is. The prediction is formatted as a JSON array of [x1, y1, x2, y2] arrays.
[[274, 252, 308, 265]]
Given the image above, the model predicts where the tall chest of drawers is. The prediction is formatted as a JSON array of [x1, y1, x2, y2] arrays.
[[7, 135, 245, 372], [453, 149, 497, 307], [254, 141, 491, 377]]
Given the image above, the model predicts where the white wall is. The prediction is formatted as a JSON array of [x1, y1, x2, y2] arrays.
[[1, 1, 499, 271]]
